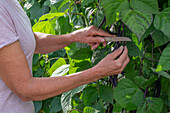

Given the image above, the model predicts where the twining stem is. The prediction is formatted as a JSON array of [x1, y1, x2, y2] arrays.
[[158, 47, 162, 54], [143, 57, 159, 62], [144, 87, 149, 99], [139, 39, 153, 76], [152, 41, 154, 67]]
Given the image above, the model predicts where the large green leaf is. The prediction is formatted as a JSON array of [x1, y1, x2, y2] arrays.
[[134, 76, 158, 89], [82, 86, 98, 106], [126, 41, 143, 57], [38, 13, 65, 21], [50, 97, 62, 113], [152, 68, 170, 79], [32, 21, 56, 35], [55, 16, 72, 35], [130, 0, 159, 14], [137, 97, 163, 113], [51, 64, 70, 77], [156, 44, 170, 71], [154, 8, 170, 38], [81, 0, 95, 7], [29, 1, 49, 20], [139, 24, 155, 43], [114, 79, 144, 110], [48, 58, 66, 75], [151, 30, 170, 48], [100, 0, 130, 26], [99, 85, 114, 104], [61, 85, 87, 113], [71, 48, 93, 60], [113, 103, 122, 112], [120, 9, 153, 41], [33, 101, 42, 113], [33, 67, 44, 77], [83, 107, 99, 113]]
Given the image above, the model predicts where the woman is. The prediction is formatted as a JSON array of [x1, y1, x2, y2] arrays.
[[0, 0, 129, 112]]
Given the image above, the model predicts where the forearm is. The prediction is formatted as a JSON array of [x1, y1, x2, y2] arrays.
[[34, 32, 74, 54], [24, 67, 101, 101]]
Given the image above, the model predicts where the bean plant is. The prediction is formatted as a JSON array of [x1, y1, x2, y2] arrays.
[[20, 0, 170, 113]]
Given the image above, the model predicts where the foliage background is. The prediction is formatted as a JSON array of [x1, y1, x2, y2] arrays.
[[19, 0, 170, 113]]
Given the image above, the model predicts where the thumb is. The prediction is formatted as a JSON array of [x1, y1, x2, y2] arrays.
[[86, 36, 105, 43]]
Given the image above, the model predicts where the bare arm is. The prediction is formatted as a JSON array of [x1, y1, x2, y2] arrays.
[[34, 25, 112, 54], [0, 41, 129, 101]]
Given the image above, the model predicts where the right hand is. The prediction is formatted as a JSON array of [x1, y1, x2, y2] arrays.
[[93, 46, 130, 78]]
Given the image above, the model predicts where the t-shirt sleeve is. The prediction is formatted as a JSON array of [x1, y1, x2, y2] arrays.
[[0, 5, 19, 49]]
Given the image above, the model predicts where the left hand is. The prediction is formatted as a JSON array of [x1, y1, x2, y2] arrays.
[[70, 25, 113, 50]]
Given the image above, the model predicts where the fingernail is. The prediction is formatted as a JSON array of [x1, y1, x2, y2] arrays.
[[101, 39, 105, 42], [119, 46, 123, 50]]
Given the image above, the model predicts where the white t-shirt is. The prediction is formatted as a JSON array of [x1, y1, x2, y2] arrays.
[[0, 0, 35, 112]]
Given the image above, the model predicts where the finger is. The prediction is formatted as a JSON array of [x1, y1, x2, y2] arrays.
[[108, 46, 124, 60], [94, 29, 113, 37], [86, 36, 105, 43], [87, 43, 94, 46], [103, 42, 107, 47], [91, 43, 100, 50], [117, 46, 128, 63]]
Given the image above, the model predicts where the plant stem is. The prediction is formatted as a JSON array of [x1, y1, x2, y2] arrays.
[[152, 41, 154, 67], [139, 39, 153, 76], [143, 57, 159, 62]]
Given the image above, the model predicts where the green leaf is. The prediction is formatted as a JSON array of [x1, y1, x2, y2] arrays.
[[70, 110, 79, 113], [161, 77, 170, 92], [83, 107, 99, 113], [75, 61, 91, 72], [156, 44, 170, 71], [82, 86, 98, 106], [29, 1, 49, 20], [99, 85, 114, 104], [130, 0, 159, 14], [57, 0, 69, 10], [151, 30, 170, 48], [38, 13, 65, 21], [100, 0, 130, 26], [134, 76, 158, 89], [71, 48, 93, 60], [61, 85, 87, 113], [126, 41, 143, 57], [33, 67, 44, 77], [120, 9, 153, 41], [32, 21, 56, 35], [51, 64, 70, 77], [140, 24, 155, 43], [154, 8, 170, 38], [137, 97, 163, 113], [124, 60, 139, 80], [152, 68, 170, 79], [55, 16, 73, 35], [33, 54, 39, 65], [50, 97, 62, 113], [114, 79, 144, 110], [81, 0, 95, 7], [33, 101, 42, 113], [113, 103, 122, 112], [48, 58, 66, 75]]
